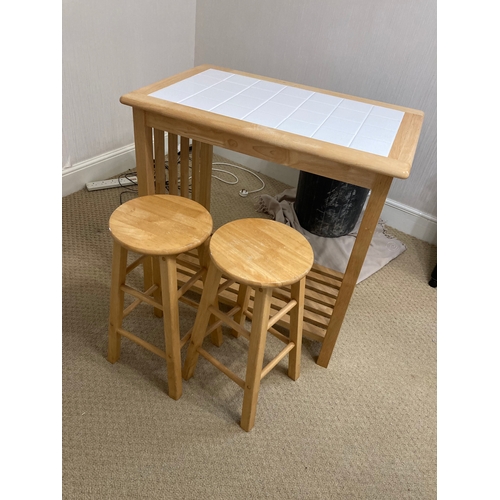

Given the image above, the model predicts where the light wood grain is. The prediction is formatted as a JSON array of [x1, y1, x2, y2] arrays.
[[240, 287, 272, 432], [154, 129, 166, 194], [107, 240, 127, 364], [168, 133, 178, 195], [317, 174, 393, 367], [160, 255, 183, 400], [107, 194, 213, 400], [180, 136, 190, 197], [109, 195, 213, 256], [209, 218, 314, 288]]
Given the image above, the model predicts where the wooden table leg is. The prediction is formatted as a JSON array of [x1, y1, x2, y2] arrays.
[[132, 108, 155, 298], [316, 174, 392, 368], [191, 140, 200, 202], [154, 128, 166, 194], [168, 133, 179, 195], [199, 143, 213, 211]]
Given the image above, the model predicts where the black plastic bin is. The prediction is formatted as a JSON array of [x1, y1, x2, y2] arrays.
[[294, 171, 369, 238]]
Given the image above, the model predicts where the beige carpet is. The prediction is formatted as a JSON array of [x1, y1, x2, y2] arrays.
[[62, 154, 437, 499]]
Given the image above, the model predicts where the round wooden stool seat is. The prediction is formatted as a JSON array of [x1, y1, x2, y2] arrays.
[[209, 218, 314, 288], [109, 194, 213, 256]]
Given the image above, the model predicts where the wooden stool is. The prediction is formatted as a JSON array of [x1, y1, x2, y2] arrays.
[[107, 194, 213, 400], [182, 218, 314, 431]]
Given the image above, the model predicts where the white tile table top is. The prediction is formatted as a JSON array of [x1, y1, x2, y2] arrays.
[[149, 69, 405, 158]]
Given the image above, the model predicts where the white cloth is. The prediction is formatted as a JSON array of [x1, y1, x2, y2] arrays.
[[256, 189, 406, 284]]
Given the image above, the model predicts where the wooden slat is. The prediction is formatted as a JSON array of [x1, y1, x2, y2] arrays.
[[199, 143, 213, 210], [154, 128, 166, 194], [180, 136, 190, 197], [191, 140, 200, 201], [121, 284, 163, 311], [122, 284, 158, 318], [267, 299, 297, 329], [126, 254, 147, 275], [177, 268, 206, 299], [117, 327, 166, 359], [207, 305, 249, 340], [168, 133, 178, 195], [197, 347, 245, 388], [260, 343, 295, 380]]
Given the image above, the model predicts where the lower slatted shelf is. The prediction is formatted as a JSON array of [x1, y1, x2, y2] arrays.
[[176, 249, 342, 343]]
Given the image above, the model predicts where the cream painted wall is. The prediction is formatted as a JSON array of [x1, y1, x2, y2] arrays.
[[62, 0, 196, 167], [194, 0, 436, 217]]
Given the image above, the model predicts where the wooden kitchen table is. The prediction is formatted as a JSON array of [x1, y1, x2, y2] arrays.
[[119, 64, 424, 368]]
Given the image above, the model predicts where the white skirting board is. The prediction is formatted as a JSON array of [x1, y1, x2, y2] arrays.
[[62, 144, 136, 197], [62, 143, 436, 245]]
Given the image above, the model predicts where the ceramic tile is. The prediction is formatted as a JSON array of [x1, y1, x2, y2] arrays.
[[363, 114, 402, 132], [356, 123, 399, 143], [239, 86, 278, 101], [288, 108, 328, 125], [349, 136, 393, 156], [244, 108, 286, 128], [210, 102, 251, 120], [339, 99, 373, 114], [299, 98, 340, 115], [269, 93, 308, 107], [371, 105, 405, 121], [320, 116, 363, 134], [150, 80, 206, 102], [226, 74, 260, 86], [179, 94, 221, 111], [225, 94, 267, 109], [312, 128, 355, 147], [277, 118, 319, 137], [281, 86, 314, 99], [308, 93, 344, 107], [202, 69, 233, 81], [254, 80, 286, 93], [212, 80, 250, 94], [150, 70, 405, 157], [149, 87, 191, 103], [257, 101, 296, 119], [168, 79, 211, 96], [330, 106, 369, 123], [187, 72, 226, 87], [194, 86, 236, 105]]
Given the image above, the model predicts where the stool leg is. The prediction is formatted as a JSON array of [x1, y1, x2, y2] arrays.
[[183, 262, 223, 380], [288, 277, 305, 381], [197, 240, 223, 347], [107, 241, 128, 364], [240, 287, 272, 432], [232, 284, 251, 338], [152, 256, 163, 318], [159, 255, 183, 400]]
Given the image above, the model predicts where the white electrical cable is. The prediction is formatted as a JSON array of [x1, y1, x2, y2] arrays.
[[211, 162, 266, 197]]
